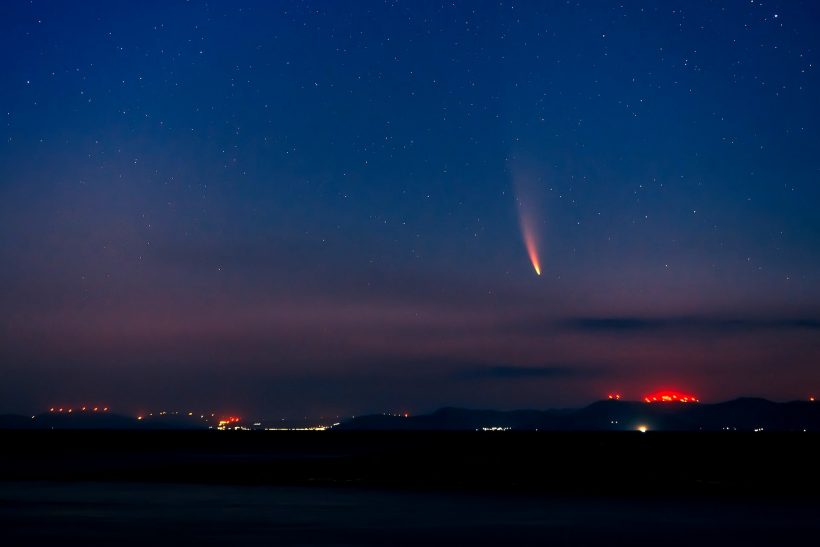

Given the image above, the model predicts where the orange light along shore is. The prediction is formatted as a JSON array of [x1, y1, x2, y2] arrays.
[[217, 416, 241, 430], [49, 406, 109, 413], [643, 391, 699, 403]]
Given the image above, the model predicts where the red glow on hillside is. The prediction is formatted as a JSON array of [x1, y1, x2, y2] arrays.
[[607, 393, 622, 400], [643, 391, 699, 403]]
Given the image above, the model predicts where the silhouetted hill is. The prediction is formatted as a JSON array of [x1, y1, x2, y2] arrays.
[[33, 412, 140, 429], [0, 412, 209, 430], [4, 399, 818, 431], [0, 414, 35, 429], [136, 415, 210, 430], [337, 399, 820, 432]]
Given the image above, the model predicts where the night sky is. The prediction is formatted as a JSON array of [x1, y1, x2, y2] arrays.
[[1, 1, 819, 417]]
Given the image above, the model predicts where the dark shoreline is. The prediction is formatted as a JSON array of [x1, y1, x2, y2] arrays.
[[3, 480, 818, 547], [3, 431, 819, 545], [2, 430, 819, 496]]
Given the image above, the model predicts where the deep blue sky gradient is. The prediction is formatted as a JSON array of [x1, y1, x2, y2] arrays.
[[1, 1, 818, 416]]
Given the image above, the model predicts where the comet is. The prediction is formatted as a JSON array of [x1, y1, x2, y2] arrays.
[[512, 167, 544, 276], [519, 212, 542, 275]]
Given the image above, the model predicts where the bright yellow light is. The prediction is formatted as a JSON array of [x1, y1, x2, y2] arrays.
[[637, 425, 648, 433]]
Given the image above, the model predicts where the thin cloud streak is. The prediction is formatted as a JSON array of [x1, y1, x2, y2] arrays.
[[560, 316, 820, 334]]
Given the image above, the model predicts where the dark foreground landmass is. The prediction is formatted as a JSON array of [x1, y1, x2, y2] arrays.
[[1, 430, 819, 545], [3, 480, 818, 547], [2, 430, 820, 494]]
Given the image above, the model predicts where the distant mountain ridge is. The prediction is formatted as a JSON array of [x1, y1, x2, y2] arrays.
[[2, 398, 818, 431], [336, 398, 820, 432], [0, 412, 208, 430]]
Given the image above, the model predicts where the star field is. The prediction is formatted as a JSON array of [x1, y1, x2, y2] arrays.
[[0, 0, 818, 416]]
